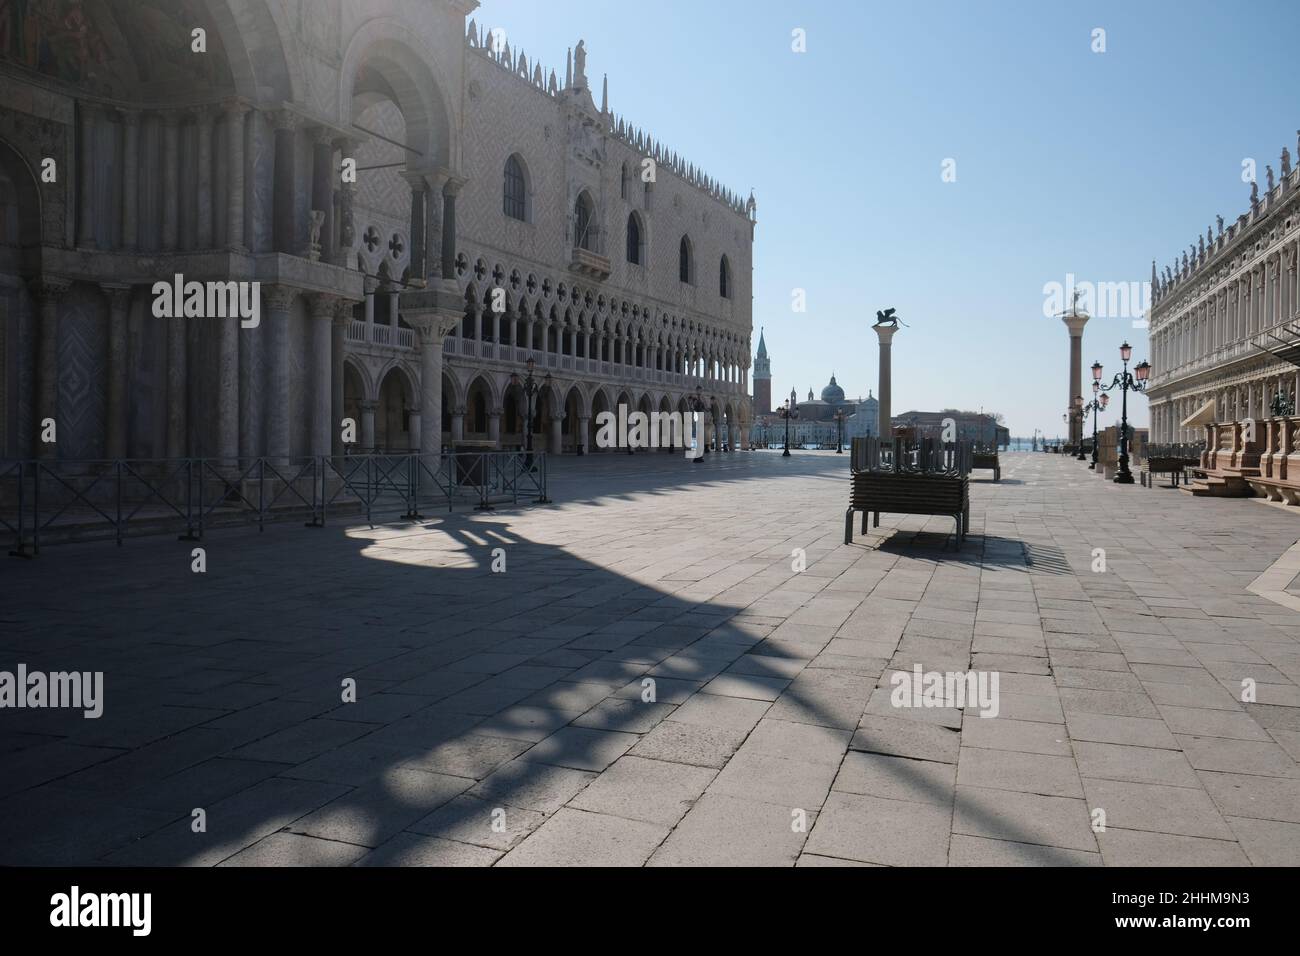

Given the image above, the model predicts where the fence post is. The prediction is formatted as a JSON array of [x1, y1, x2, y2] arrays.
[[115, 459, 123, 547]]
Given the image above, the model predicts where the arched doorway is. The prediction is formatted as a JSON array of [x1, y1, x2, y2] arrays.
[[376, 366, 413, 451], [590, 388, 612, 451]]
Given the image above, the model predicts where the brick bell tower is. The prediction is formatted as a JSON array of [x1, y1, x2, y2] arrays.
[[753, 327, 772, 416]]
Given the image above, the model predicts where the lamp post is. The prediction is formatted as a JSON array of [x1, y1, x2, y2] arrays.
[[1073, 395, 1087, 460], [833, 408, 847, 454], [1081, 379, 1109, 470], [688, 386, 708, 463], [1095, 343, 1150, 484], [778, 387, 799, 458], [509, 357, 551, 464]]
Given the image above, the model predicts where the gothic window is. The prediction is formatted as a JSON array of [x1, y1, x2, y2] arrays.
[[679, 235, 694, 284], [626, 213, 643, 265], [503, 154, 527, 221], [620, 163, 629, 200], [719, 255, 731, 298], [575, 192, 595, 251]]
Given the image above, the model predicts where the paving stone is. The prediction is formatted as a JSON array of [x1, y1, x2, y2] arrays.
[[1225, 816, 1300, 866], [804, 792, 951, 865], [832, 751, 956, 806], [355, 832, 502, 866], [851, 715, 960, 763], [1175, 735, 1300, 777], [498, 808, 669, 866], [571, 698, 676, 734], [630, 720, 750, 769], [1072, 742, 1201, 788], [959, 717, 1071, 756], [520, 726, 638, 773], [953, 786, 1097, 852], [957, 747, 1083, 798], [949, 834, 1101, 866], [1063, 712, 1180, 750], [469, 758, 596, 813], [649, 793, 811, 866], [569, 755, 715, 826], [287, 768, 473, 847], [1198, 771, 1300, 823], [218, 833, 368, 867], [1095, 828, 1250, 867], [1081, 778, 1235, 839], [407, 794, 545, 851]]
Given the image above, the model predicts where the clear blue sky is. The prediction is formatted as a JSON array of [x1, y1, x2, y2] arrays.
[[475, 0, 1299, 438]]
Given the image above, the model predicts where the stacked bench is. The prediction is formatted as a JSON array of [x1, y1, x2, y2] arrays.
[[971, 451, 1000, 482], [845, 472, 969, 547]]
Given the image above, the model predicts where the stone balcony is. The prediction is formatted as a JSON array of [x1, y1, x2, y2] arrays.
[[346, 319, 416, 351], [569, 246, 612, 281]]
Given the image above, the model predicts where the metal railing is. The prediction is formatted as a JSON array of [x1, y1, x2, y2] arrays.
[[0, 451, 548, 557]]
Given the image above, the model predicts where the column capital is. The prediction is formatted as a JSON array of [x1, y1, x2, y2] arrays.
[[265, 285, 298, 312], [221, 97, 251, 118], [189, 103, 217, 124], [157, 109, 184, 128], [441, 174, 468, 198], [310, 123, 337, 146], [271, 109, 300, 132], [117, 107, 142, 127], [28, 276, 71, 301], [358, 399, 379, 412], [100, 282, 133, 309], [308, 292, 339, 319], [333, 298, 359, 323]]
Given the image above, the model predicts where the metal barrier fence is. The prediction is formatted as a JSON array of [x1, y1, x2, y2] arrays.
[[1142, 442, 1205, 459], [0, 451, 548, 557], [849, 437, 974, 476]]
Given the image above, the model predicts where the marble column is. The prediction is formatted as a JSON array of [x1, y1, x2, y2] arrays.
[[331, 302, 350, 457], [29, 279, 69, 459], [264, 286, 296, 464], [406, 172, 428, 284], [311, 127, 335, 265], [272, 111, 298, 255], [1062, 307, 1089, 449], [239, 296, 263, 460], [550, 417, 563, 455], [359, 400, 377, 451], [488, 409, 502, 448], [416, 326, 444, 455], [161, 111, 180, 251], [309, 295, 334, 458], [451, 408, 465, 443], [225, 100, 248, 252], [77, 103, 98, 248], [388, 289, 400, 327], [190, 106, 213, 249], [335, 136, 357, 267], [102, 284, 131, 460], [165, 300, 187, 459], [364, 277, 376, 325], [441, 179, 462, 280], [217, 296, 239, 462], [874, 322, 897, 438], [120, 110, 140, 251]]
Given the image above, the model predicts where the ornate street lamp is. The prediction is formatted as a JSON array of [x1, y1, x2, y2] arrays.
[[1081, 378, 1109, 470], [1095, 343, 1150, 484], [1073, 395, 1088, 460], [833, 409, 847, 454], [688, 386, 708, 463], [777, 387, 799, 458], [509, 357, 552, 463]]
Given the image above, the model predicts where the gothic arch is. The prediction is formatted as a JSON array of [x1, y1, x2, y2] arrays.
[[338, 19, 456, 171]]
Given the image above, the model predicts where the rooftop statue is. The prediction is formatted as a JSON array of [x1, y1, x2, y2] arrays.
[[874, 307, 901, 327]]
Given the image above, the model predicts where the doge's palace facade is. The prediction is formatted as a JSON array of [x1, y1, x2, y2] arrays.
[[1147, 134, 1300, 444], [0, 0, 754, 464]]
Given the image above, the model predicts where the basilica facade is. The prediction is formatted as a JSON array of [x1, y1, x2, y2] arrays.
[[0, 0, 755, 464]]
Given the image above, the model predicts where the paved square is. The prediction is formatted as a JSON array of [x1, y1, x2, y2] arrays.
[[2, 451, 1299, 866]]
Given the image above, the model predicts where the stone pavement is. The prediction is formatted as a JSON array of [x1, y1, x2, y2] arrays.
[[1, 451, 1298, 866]]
